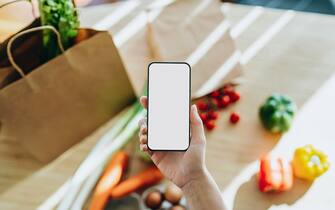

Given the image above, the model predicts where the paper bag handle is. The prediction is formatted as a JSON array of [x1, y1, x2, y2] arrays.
[[6, 26, 65, 79]]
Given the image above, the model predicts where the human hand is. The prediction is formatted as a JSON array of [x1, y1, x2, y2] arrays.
[[138, 96, 207, 189]]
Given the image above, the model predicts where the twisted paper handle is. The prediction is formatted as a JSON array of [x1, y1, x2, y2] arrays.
[[6, 26, 65, 79]]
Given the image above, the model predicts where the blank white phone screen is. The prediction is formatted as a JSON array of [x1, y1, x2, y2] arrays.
[[148, 62, 190, 151]]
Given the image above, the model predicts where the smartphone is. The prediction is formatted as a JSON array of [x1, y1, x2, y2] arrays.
[[147, 62, 191, 151]]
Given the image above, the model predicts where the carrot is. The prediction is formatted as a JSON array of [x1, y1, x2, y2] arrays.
[[74, 29, 90, 44], [74, 29, 97, 44], [89, 151, 129, 210], [110, 166, 164, 199]]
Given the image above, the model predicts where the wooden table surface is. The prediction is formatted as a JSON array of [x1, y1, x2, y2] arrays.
[[1, 2, 335, 210]]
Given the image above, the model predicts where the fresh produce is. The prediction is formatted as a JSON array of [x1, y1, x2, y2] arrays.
[[199, 112, 207, 121], [145, 190, 163, 209], [110, 166, 164, 199], [58, 82, 147, 210], [221, 95, 230, 106], [38, 0, 80, 59], [58, 102, 145, 210], [204, 120, 216, 130], [259, 93, 297, 133], [210, 90, 221, 98], [89, 151, 129, 210], [74, 29, 92, 44], [196, 101, 208, 111], [228, 91, 240, 103], [292, 145, 330, 181], [207, 111, 218, 120], [230, 112, 240, 124], [258, 155, 293, 192], [196, 84, 240, 130], [164, 184, 183, 204]]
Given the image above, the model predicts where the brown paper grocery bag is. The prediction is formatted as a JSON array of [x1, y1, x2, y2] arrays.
[[118, 0, 242, 98], [0, 27, 136, 162]]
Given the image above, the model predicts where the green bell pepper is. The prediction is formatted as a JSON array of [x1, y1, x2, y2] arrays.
[[259, 94, 297, 133]]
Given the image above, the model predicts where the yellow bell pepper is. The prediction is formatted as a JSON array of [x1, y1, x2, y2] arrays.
[[292, 145, 330, 181]]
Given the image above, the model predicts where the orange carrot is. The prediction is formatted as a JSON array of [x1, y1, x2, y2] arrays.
[[89, 151, 129, 210], [110, 166, 164, 199], [74, 29, 91, 44]]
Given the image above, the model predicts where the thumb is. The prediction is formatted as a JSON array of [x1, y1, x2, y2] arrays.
[[190, 105, 206, 144]]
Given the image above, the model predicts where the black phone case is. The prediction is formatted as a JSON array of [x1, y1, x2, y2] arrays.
[[147, 61, 191, 151]]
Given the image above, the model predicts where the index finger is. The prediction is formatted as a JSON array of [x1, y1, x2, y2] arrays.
[[140, 96, 148, 109]]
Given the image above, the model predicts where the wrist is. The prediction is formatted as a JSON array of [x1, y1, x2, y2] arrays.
[[181, 167, 209, 193]]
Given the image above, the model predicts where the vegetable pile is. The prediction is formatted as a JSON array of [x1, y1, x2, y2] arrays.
[[256, 94, 330, 193], [88, 152, 164, 210], [196, 84, 241, 130], [57, 101, 146, 210], [258, 145, 330, 193]]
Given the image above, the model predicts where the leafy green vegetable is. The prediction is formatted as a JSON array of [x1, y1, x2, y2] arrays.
[[38, 0, 79, 59]]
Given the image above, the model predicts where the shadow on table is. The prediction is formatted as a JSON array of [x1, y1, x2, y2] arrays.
[[233, 175, 312, 210]]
